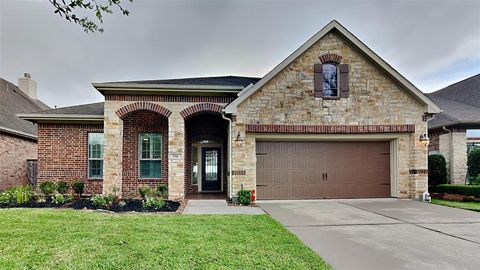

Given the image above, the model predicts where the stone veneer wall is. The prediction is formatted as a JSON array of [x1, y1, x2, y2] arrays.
[[121, 111, 169, 197], [232, 31, 429, 199], [103, 99, 230, 199], [437, 128, 467, 184], [37, 123, 104, 194], [0, 133, 37, 190]]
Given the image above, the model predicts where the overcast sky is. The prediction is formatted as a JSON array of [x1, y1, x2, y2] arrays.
[[1, 0, 479, 108]]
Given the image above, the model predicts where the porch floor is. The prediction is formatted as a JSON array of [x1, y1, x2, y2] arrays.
[[186, 192, 228, 200]]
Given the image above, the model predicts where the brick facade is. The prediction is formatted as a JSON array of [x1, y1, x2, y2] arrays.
[[37, 123, 104, 194], [121, 111, 169, 197], [0, 133, 37, 190]]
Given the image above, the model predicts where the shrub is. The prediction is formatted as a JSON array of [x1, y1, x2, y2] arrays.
[[57, 181, 69, 194], [72, 181, 85, 196], [468, 148, 480, 180], [39, 181, 57, 197], [142, 197, 165, 210], [434, 184, 480, 198], [0, 186, 35, 206], [52, 194, 66, 205], [156, 184, 168, 199], [90, 195, 107, 207], [138, 185, 153, 200], [237, 189, 252, 205], [428, 154, 448, 187]]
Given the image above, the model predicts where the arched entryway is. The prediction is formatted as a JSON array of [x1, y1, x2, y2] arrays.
[[116, 103, 171, 197], [183, 106, 229, 197]]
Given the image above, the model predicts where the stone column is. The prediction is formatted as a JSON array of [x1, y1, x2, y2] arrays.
[[168, 112, 185, 199], [439, 129, 467, 184], [103, 103, 124, 196], [409, 126, 428, 199]]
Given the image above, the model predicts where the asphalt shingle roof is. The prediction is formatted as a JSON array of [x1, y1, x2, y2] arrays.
[[100, 75, 261, 87], [0, 78, 50, 137], [32, 102, 104, 116], [427, 74, 480, 129]]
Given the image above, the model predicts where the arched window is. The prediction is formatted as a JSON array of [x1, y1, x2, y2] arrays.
[[323, 62, 338, 97]]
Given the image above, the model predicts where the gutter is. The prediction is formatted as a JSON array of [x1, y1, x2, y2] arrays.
[[221, 109, 233, 199], [0, 126, 37, 141], [17, 113, 104, 123]]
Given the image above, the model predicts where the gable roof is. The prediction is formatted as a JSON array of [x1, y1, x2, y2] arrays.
[[0, 78, 50, 140], [225, 20, 440, 114], [427, 74, 480, 129], [93, 76, 261, 95], [17, 102, 104, 123]]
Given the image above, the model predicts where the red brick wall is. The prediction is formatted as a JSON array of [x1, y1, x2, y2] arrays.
[[0, 133, 37, 190], [122, 111, 168, 197], [37, 123, 104, 194]]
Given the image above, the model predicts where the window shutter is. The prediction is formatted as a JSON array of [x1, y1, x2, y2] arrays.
[[314, 64, 323, 98], [339, 64, 350, 98]]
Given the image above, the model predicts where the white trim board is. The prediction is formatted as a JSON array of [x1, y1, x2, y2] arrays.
[[225, 20, 440, 114]]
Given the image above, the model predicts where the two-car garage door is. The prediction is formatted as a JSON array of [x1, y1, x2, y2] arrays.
[[256, 141, 391, 199]]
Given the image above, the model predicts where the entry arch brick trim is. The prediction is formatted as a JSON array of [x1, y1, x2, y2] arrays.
[[116, 102, 172, 118], [180, 103, 224, 119]]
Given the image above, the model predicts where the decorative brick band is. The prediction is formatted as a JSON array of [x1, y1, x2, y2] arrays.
[[319, 53, 342, 64], [105, 94, 235, 103], [116, 102, 172, 118], [180, 103, 224, 119], [409, 169, 428, 175], [232, 170, 246, 176], [245, 124, 415, 134]]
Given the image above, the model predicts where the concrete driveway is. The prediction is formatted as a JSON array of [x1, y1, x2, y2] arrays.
[[258, 199, 480, 270]]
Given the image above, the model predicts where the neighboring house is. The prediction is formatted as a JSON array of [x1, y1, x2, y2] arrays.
[[0, 74, 50, 190], [427, 74, 480, 184], [19, 21, 440, 200]]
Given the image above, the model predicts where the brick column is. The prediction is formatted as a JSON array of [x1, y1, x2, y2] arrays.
[[168, 112, 185, 199], [103, 103, 124, 196]]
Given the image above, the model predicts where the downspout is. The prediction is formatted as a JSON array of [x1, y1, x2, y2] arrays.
[[443, 126, 453, 183], [221, 110, 233, 199]]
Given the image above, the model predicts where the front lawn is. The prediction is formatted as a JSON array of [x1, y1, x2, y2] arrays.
[[431, 198, 480, 212], [0, 209, 331, 270]]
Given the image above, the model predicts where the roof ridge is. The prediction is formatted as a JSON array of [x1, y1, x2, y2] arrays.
[[432, 73, 480, 94]]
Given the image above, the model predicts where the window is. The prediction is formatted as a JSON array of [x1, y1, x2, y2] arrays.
[[88, 133, 104, 178], [323, 63, 338, 97], [139, 133, 162, 178]]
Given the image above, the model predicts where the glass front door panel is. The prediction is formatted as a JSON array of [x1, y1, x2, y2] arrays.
[[205, 150, 218, 181]]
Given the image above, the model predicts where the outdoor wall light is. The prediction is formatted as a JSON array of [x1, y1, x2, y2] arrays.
[[235, 131, 244, 146], [420, 133, 430, 147]]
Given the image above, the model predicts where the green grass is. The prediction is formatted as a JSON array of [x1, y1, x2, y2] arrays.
[[0, 209, 331, 270], [431, 198, 480, 212]]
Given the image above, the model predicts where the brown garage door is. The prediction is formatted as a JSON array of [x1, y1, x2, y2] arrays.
[[256, 141, 390, 199]]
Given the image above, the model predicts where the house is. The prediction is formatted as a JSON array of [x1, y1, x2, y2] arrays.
[[427, 74, 480, 183], [19, 20, 440, 200], [0, 74, 50, 190]]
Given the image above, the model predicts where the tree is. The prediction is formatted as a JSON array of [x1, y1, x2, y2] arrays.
[[48, 0, 132, 33], [467, 148, 480, 183]]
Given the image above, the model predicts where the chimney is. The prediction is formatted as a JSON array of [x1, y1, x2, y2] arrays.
[[18, 73, 37, 99]]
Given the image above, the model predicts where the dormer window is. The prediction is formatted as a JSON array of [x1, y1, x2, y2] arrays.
[[322, 63, 338, 97]]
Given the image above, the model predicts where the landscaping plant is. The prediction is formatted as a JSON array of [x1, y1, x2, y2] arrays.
[[156, 184, 168, 199], [40, 181, 57, 197], [72, 180, 85, 196], [57, 181, 69, 194], [138, 185, 153, 199], [142, 197, 165, 210], [90, 195, 108, 207], [0, 186, 35, 206], [237, 189, 252, 205], [435, 184, 480, 198], [428, 154, 448, 188], [468, 148, 480, 183]]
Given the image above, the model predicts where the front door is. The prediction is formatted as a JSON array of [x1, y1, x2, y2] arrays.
[[201, 147, 222, 191]]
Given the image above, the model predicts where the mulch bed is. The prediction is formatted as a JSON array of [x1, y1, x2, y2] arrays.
[[0, 199, 180, 213]]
